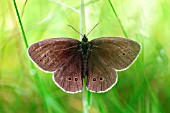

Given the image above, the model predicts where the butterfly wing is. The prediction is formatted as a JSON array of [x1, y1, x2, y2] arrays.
[[87, 37, 140, 92], [28, 38, 80, 72], [28, 38, 83, 93], [89, 37, 141, 71], [53, 51, 83, 93], [87, 52, 117, 92]]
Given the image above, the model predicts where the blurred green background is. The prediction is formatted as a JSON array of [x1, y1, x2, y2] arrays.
[[0, 0, 170, 113]]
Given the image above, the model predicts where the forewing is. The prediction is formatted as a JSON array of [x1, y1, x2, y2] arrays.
[[53, 51, 83, 93], [28, 38, 80, 72], [90, 37, 141, 71], [87, 52, 117, 92]]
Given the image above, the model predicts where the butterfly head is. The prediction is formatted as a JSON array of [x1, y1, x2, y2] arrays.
[[82, 34, 88, 42]]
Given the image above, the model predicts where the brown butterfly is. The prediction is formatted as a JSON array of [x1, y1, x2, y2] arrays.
[[28, 26, 141, 93]]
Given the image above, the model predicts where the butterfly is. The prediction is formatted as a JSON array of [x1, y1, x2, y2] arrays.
[[28, 26, 141, 93]]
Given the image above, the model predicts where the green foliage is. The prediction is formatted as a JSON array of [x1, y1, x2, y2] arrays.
[[0, 0, 169, 113]]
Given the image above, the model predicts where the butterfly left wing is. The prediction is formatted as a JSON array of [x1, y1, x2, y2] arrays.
[[86, 37, 140, 92], [89, 37, 141, 71], [86, 50, 117, 92]]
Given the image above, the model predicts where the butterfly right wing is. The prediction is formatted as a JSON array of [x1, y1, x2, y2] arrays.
[[28, 38, 83, 93], [28, 38, 80, 72], [53, 51, 83, 93]]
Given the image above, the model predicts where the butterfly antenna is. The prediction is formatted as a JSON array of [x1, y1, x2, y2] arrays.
[[68, 25, 83, 37], [87, 23, 99, 36]]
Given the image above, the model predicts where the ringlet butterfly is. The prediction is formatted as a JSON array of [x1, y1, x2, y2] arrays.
[[28, 25, 141, 93]]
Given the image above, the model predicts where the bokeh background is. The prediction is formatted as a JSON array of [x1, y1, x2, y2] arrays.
[[0, 0, 170, 113]]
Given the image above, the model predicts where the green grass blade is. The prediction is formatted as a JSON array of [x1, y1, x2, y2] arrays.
[[12, 0, 49, 112], [96, 95, 107, 113], [12, 0, 28, 48], [51, 0, 80, 14], [107, 0, 128, 38]]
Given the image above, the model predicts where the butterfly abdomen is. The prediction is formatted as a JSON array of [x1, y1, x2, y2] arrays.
[[81, 46, 89, 77], [80, 38, 91, 77], [82, 57, 88, 77]]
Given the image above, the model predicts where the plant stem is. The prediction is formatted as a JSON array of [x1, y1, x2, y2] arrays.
[[83, 80, 88, 113], [80, 1, 90, 113], [80, 0, 86, 36]]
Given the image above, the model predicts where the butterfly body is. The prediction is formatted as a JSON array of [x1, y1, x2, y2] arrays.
[[79, 35, 91, 77], [28, 36, 141, 93]]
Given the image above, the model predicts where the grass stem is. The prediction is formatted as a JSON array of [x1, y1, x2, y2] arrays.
[[80, 0, 91, 113]]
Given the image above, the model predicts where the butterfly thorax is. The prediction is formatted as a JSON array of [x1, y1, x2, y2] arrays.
[[79, 35, 91, 77]]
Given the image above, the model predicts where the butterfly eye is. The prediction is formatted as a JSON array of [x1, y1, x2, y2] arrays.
[[93, 78, 96, 81], [123, 53, 125, 55], [75, 78, 78, 81]]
